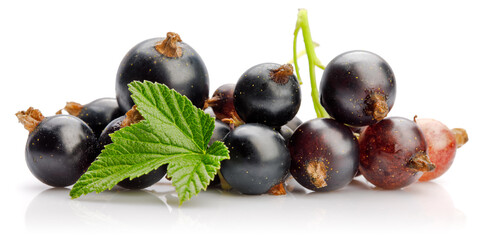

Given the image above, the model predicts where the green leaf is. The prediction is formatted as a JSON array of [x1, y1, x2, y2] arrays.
[[69, 81, 229, 205]]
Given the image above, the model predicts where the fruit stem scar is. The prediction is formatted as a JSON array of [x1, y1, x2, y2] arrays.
[[452, 128, 468, 148], [270, 64, 294, 84], [306, 160, 328, 188], [221, 111, 244, 129], [155, 32, 183, 58], [121, 105, 144, 128], [406, 152, 435, 172], [64, 101, 84, 116], [365, 92, 388, 121], [203, 96, 220, 109], [268, 182, 287, 195], [15, 107, 45, 133]]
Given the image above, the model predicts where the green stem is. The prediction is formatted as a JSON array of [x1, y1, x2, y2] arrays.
[[315, 58, 325, 70], [293, 9, 329, 118], [293, 26, 301, 85], [288, 42, 320, 67]]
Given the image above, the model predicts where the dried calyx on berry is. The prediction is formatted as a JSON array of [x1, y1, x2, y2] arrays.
[[60, 98, 124, 136], [234, 63, 301, 127], [116, 32, 209, 112], [16, 107, 97, 187]]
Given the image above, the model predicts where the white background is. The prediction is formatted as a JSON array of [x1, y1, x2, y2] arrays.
[[1, 0, 490, 239]]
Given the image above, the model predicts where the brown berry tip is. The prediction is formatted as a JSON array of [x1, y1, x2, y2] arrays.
[[221, 111, 244, 130], [15, 107, 45, 134], [155, 32, 183, 58], [268, 182, 287, 195], [64, 102, 83, 116], [121, 105, 144, 128], [307, 160, 328, 188], [406, 152, 435, 172], [452, 128, 468, 148], [270, 64, 294, 84], [204, 96, 219, 109], [365, 92, 388, 121]]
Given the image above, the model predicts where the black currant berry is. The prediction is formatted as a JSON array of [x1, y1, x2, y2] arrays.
[[288, 118, 359, 192], [62, 98, 124, 136], [98, 107, 167, 189], [205, 83, 241, 122], [207, 119, 231, 188], [97, 116, 125, 153], [208, 119, 231, 147], [234, 63, 301, 127], [203, 107, 216, 118], [320, 50, 396, 127], [221, 124, 291, 195], [359, 117, 435, 189], [116, 32, 209, 112], [16, 108, 97, 187]]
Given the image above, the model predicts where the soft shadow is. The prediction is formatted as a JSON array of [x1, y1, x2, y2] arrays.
[[24, 179, 465, 235], [25, 186, 178, 232], [287, 179, 466, 234]]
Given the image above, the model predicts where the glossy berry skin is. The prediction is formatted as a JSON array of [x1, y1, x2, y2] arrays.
[[68, 98, 124, 136], [97, 116, 125, 153], [416, 119, 457, 182], [25, 115, 97, 187], [288, 118, 359, 192], [320, 50, 396, 127], [208, 119, 230, 146], [221, 124, 291, 195], [98, 116, 167, 189], [207, 84, 239, 121], [207, 119, 231, 187], [234, 63, 301, 127], [116, 34, 209, 112], [359, 117, 433, 189], [203, 107, 216, 118]]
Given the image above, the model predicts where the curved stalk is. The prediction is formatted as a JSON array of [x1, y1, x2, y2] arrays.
[[288, 42, 320, 67], [293, 9, 329, 118]]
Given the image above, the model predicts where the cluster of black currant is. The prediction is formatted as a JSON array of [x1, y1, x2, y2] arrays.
[[15, 32, 207, 189], [16, 10, 468, 197], [205, 63, 301, 195], [203, 48, 468, 194], [283, 9, 469, 192], [206, 9, 470, 194], [206, 50, 406, 194]]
